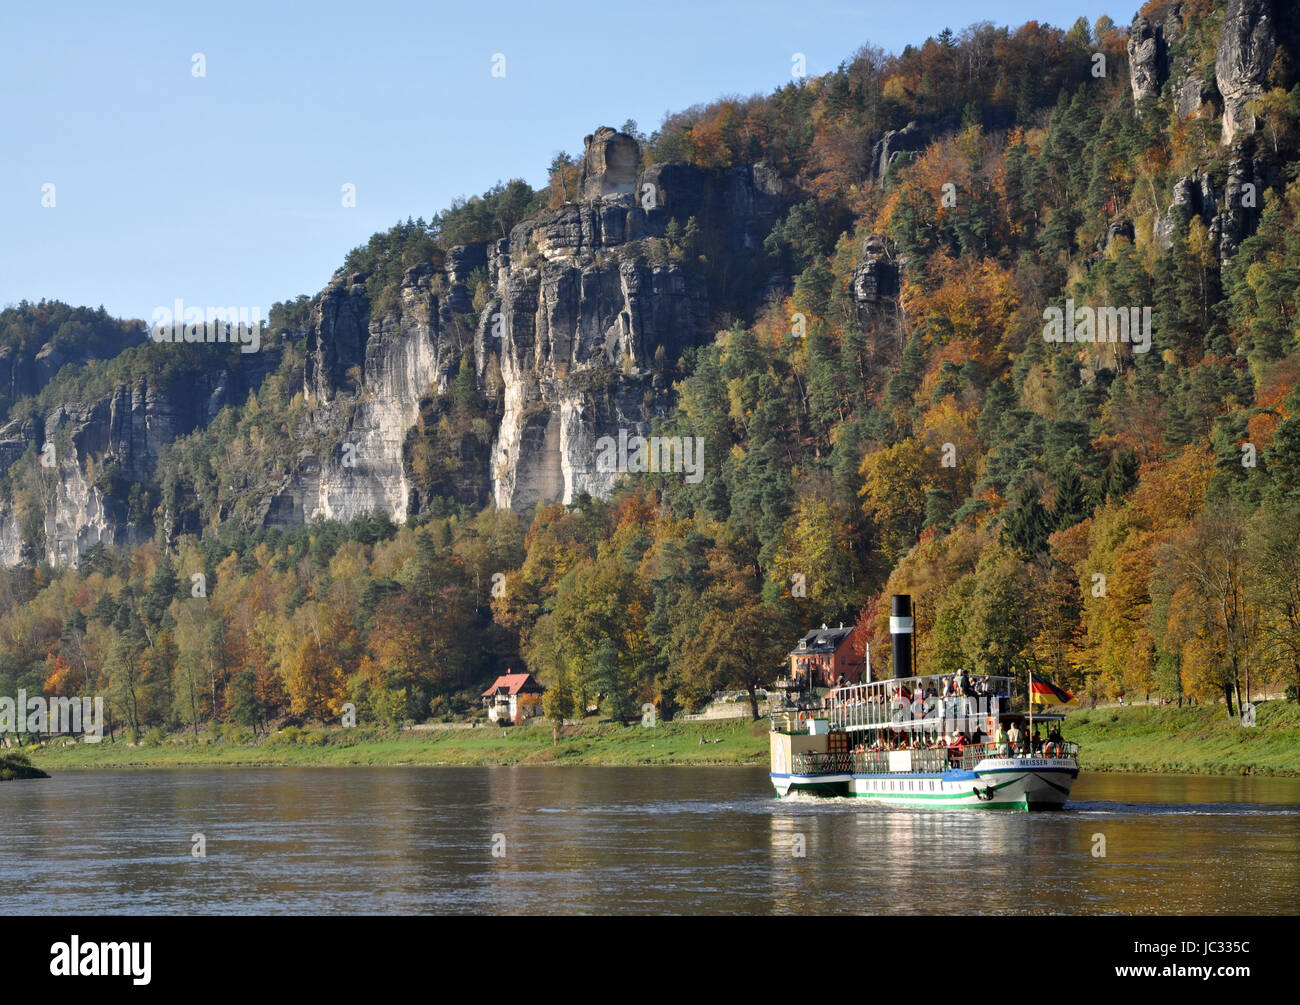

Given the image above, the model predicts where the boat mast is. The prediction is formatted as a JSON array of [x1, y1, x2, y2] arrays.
[[1027, 670, 1033, 755]]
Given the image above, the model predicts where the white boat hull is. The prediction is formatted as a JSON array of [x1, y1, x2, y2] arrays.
[[772, 756, 1078, 810]]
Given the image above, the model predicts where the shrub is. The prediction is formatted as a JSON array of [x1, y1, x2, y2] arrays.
[[220, 722, 254, 744]]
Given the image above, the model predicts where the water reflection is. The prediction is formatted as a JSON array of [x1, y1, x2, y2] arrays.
[[0, 768, 1294, 914]]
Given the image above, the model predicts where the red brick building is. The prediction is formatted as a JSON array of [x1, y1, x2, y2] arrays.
[[789, 623, 865, 689]]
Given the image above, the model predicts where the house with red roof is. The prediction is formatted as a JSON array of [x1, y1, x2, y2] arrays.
[[482, 671, 546, 724]]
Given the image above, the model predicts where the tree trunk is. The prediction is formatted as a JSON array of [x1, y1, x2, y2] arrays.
[[747, 684, 760, 722], [1222, 681, 1235, 718]]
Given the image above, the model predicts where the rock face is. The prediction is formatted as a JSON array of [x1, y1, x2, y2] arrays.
[[579, 127, 640, 201], [1127, 14, 1168, 105], [0, 329, 148, 419], [485, 254, 708, 511], [1128, 0, 1280, 135], [0, 357, 277, 566], [286, 260, 472, 526], [1152, 143, 1267, 264], [483, 143, 787, 511], [285, 127, 784, 520], [852, 235, 901, 326], [1163, 3, 1211, 120], [872, 122, 926, 187], [1216, 0, 1277, 144], [0, 127, 796, 566]]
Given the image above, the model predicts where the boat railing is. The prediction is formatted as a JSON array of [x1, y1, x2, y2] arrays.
[[823, 674, 1020, 732], [847, 748, 952, 774], [956, 740, 1080, 769], [786, 740, 1079, 775], [792, 752, 851, 774]]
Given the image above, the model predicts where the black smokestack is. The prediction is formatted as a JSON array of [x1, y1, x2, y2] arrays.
[[891, 594, 913, 679]]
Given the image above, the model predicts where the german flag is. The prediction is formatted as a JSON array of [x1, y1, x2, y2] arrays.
[[1030, 673, 1074, 706]]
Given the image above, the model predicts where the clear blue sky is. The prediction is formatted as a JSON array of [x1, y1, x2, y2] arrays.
[[1, 0, 1121, 324]]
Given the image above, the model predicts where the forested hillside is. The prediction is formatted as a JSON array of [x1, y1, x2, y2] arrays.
[[2, 0, 1298, 737]]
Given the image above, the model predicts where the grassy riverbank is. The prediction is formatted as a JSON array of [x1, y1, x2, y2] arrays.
[[1065, 700, 1300, 775], [25, 718, 771, 771], [21, 701, 1300, 775]]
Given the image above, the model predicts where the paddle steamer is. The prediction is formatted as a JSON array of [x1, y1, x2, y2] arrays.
[[769, 596, 1079, 810]]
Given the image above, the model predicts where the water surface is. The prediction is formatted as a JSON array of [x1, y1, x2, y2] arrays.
[[1, 768, 1294, 914]]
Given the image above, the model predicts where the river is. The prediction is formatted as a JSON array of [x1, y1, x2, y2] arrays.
[[1, 768, 1295, 914]]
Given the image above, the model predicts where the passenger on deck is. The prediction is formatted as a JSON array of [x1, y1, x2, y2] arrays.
[[996, 723, 1011, 756], [1007, 721, 1022, 753], [1031, 727, 1042, 754], [1046, 725, 1064, 757]]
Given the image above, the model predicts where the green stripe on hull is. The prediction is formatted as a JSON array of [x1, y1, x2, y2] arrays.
[[851, 794, 1027, 809], [773, 768, 1074, 810]]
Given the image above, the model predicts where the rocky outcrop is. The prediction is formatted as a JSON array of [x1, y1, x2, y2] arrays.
[[0, 328, 147, 418], [852, 235, 900, 326], [1216, 0, 1276, 144], [1127, 14, 1168, 106], [1129, 0, 1280, 133], [579, 127, 640, 201], [288, 127, 785, 521], [1162, 2, 1211, 120], [1152, 142, 1266, 264], [1154, 173, 1206, 251], [0, 358, 275, 566], [872, 122, 926, 187], [290, 260, 468, 525], [486, 256, 708, 511], [1210, 143, 1271, 261], [0, 126, 798, 563], [304, 272, 371, 403]]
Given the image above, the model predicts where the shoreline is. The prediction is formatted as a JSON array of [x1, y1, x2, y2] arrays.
[[18, 702, 1300, 777]]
